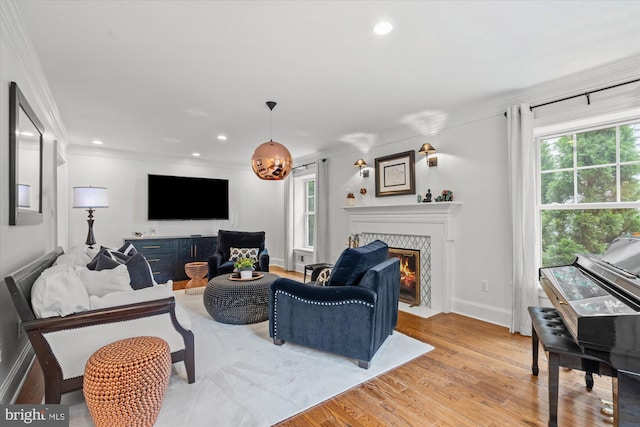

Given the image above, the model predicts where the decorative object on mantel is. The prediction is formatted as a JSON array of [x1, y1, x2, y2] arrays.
[[348, 233, 361, 248], [360, 188, 367, 195], [73, 186, 109, 249], [133, 231, 145, 238], [374, 150, 416, 197], [424, 189, 432, 202], [418, 143, 438, 167], [435, 189, 454, 202], [346, 192, 356, 206], [417, 194, 422, 203], [251, 101, 293, 180]]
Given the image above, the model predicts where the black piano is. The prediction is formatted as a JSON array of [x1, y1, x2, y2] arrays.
[[539, 236, 640, 425]]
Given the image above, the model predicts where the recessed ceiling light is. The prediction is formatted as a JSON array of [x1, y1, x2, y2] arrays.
[[217, 134, 228, 141], [373, 21, 393, 36], [92, 140, 103, 145], [192, 152, 201, 157]]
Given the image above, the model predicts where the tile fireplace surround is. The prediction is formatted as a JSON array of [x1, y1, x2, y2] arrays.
[[344, 202, 461, 313]]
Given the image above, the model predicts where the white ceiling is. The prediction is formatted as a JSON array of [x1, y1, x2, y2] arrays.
[[16, 1, 640, 165]]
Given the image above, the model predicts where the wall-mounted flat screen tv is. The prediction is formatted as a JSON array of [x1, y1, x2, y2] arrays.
[[148, 174, 229, 220]]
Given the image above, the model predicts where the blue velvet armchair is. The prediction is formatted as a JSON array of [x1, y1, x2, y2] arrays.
[[268, 240, 400, 368], [208, 230, 269, 279]]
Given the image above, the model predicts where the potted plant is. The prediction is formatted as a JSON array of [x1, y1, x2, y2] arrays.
[[234, 257, 255, 279]]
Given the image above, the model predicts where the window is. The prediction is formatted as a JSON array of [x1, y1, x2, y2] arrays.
[[304, 178, 315, 248], [538, 120, 640, 267]]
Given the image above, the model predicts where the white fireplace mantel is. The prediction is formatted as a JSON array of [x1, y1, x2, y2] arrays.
[[343, 202, 462, 313], [342, 202, 462, 214]]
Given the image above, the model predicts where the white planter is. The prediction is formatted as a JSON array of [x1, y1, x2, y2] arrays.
[[240, 270, 253, 279]]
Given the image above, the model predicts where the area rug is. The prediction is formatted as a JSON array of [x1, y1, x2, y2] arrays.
[[65, 291, 434, 426]]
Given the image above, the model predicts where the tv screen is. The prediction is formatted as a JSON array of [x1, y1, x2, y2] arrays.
[[148, 174, 229, 220]]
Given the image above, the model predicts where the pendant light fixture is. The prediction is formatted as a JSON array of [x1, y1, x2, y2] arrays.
[[251, 101, 293, 180]]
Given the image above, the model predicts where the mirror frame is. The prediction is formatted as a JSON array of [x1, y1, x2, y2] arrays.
[[9, 81, 44, 225]]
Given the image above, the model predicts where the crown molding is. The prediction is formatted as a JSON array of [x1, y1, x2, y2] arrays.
[[1, 1, 69, 152], [65, 144, 248, 171], [447, 55, 640, 127], [334, 55, 640, 152]]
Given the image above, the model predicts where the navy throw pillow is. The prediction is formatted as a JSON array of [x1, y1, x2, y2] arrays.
[[125, 253, 155, 290], [93, 251, 154, 290], [87, 246, 112, 270]]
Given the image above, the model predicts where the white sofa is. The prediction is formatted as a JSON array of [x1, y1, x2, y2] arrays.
[[4, 247, 195, 404]]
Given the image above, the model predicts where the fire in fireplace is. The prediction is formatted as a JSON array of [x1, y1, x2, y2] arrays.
[[388, 247, 421, 306]]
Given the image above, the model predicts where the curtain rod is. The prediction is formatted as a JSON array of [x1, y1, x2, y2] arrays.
[[292, 161, 316, 171], [503, 77, 640, 117]]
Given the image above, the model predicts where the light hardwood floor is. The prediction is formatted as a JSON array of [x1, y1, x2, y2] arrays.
[[17, 266, 614, 426]]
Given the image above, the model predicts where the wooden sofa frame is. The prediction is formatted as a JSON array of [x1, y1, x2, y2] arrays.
[[4, 247, 195, 404]]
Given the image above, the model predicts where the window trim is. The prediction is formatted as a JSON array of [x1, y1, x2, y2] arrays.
[[303, 177, 315, 249], [536, 116, 640, 267], [537, 118, 640, 208]]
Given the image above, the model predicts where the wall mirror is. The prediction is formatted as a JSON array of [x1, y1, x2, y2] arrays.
[[9, 81, 44, 225]]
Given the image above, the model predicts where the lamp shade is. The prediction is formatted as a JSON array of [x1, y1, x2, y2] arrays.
[[353, 159, 367, 168], [73, 186, 109, 208], [418, 143, 436, 154], [18, 184, 31, 208], [251, 141, 293, 180]]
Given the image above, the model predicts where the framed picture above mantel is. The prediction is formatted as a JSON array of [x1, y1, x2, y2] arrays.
[[374, 150, 415, 197]]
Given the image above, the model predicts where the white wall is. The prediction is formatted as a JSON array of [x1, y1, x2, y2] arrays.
[[321, 55, 640, 327], [65, 151, 285, 265], [322, 113, 512, 326], [0, 2, 67, 403]]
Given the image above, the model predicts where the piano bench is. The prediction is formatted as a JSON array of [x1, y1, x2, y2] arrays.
[[528, 306, 616, 427]]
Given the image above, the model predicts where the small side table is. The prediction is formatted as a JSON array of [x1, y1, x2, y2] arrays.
[[184, 262, 208, 295], [304, 263, 334, 283]]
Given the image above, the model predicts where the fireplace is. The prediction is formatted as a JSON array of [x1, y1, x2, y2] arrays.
[[344, 202, 461, 313], [389, 247, 420, 306]]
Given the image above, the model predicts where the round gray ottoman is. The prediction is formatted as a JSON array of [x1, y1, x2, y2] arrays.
[[203, 272, 280, 324]]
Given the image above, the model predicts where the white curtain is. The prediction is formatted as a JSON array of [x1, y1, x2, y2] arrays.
[[507, 104, 539, 336], [283, 174, 295, 270], [313, 158, 329, 263]]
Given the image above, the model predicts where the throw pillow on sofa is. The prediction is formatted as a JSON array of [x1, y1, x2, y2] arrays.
[[88, 246, 155, 290], [31, 264, 91, 318], [94, 252, 155, 290], [53, 246, 93, 268], [76, 264, 132, 297]]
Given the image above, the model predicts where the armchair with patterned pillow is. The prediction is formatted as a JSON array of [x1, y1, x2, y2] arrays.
[[208, 230, 269, 279], [268, 240, 400, 368]]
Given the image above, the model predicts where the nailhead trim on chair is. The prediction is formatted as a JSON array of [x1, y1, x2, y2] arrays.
[[272, 289, 374, 337]]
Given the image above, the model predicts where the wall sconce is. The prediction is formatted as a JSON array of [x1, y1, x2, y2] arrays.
[[354, 158, 369, 177], [73, 186, 109, 249], [418, 143, 438, 167]]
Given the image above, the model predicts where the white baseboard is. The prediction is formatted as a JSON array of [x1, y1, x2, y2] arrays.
[[451, 298, 511, 328], [0, 342, 34, 404]]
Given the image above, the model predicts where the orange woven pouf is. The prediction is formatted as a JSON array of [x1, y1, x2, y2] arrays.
[[84, 336, 172, 427]]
